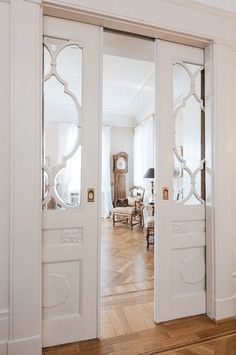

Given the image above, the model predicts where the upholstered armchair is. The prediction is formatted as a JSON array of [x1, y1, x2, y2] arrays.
[[112, 186, 145, 229]]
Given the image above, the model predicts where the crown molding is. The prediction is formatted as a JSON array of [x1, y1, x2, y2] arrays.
[[0, 0, 42, 4]]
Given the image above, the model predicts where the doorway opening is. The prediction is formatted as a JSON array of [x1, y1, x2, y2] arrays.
[[41, 15, 209, 348], [100, 30, 156, 338]]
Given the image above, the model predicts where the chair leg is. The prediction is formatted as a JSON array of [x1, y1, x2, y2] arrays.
[[146, 228, 150, 250], [130, 215, 133, 230], [113, 214, 115, 226]]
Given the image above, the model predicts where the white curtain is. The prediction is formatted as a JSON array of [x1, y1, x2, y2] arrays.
[[57, 123, 81, 204], [101, 126, 113, 218], [134, 115, 154, 188]]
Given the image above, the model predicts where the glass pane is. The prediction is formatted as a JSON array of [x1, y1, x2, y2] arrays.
[[42, 38, 82, 209], [56, 146, 81, 206], [173, 168, 191, 202], [173, 63, 191, 106], [44, 77, 79, 168], [173, 62, 205, 205], [195, 168, 205, 202], [44, 46, 51, 77], [42, 170, 49, 200], [57, 45, 82, 104], [175, 97, 201, 172]]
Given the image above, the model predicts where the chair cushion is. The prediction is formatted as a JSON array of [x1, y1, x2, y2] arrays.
[[116, 198, 128, 207], [128, 196, 141, 206], [113, 206, 135, 215], [145, 216, 155, 228]]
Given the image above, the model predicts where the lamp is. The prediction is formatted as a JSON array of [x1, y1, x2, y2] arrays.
[[143, 168, 155, 203]]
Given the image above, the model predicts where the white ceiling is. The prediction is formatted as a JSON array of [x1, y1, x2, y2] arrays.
[[103, 54, 154, 122], [103, 31, 155, 126]]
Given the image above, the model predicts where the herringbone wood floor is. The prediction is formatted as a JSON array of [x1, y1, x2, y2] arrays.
[[43, 220, 236, 354], [101, 219, 154, 338], [43, 316, 236, 354]]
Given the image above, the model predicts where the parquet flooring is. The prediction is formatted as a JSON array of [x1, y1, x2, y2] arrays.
[[101, 219, 154, 338], [43, 220, 236, 354], [43, 316, 236, 354]]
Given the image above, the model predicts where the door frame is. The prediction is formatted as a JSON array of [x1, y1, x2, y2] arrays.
[[8, 1, 236, 354], [41, 5, 214, 337]]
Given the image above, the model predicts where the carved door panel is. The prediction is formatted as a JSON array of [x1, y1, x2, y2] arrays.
[[42, 17, 101, 347], [155, 40, 206, 321]]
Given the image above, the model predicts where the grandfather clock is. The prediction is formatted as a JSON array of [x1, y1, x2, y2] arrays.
[[113, 152, 128, 206]]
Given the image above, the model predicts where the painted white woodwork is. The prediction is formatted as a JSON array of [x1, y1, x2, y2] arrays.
[[155, 40, 206, 321], [184, 0, 236, 13], [42, 17, 101, 347], [204, 43, 214, 319], [0, 1, 10, 349], [103, 31, 154, 62], [43, 0, 236, 45], [8, 0, 42, 354], [211, 43, 236, 319]]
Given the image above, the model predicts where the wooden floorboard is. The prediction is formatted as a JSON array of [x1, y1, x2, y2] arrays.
[[101, 220, 154, 339], [43, 220, 236, 354], [43, 317, 236, 354]]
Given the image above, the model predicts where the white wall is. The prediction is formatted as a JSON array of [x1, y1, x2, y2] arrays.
[[110, 126, 134, 200], [0, 1, 42, 354], [0, 1, 10, 347]]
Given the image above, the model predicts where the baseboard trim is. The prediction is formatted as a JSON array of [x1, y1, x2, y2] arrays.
[[8, 335, 41, 355], [214, 295, 236, 320], [213, 315, 236, 324]]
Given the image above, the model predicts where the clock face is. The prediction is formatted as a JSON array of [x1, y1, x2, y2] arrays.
[[117, 157, 126, 169]]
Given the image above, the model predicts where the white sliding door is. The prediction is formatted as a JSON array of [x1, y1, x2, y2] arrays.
[[42, 17, 101, 347], [155, 40, 206, 321]]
